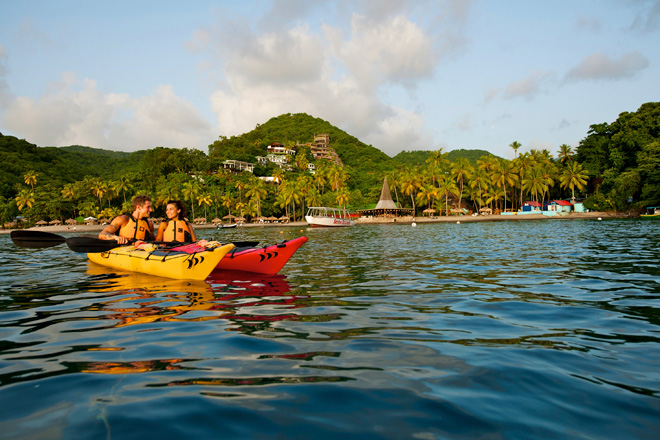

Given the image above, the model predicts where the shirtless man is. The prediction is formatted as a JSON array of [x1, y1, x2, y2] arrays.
[[99, 195, 155, 244]]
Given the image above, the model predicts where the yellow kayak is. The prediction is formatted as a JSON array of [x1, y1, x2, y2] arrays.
[[87, 243, 235, 280]]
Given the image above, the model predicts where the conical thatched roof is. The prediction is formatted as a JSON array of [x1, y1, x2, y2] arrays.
[[375, 177, 397, 210]]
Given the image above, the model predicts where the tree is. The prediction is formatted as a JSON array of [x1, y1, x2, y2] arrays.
[[521, 166, 547, 204], [198, 192, 212, 219], [336, 187, 350, 210], [400, 168, 421, 215], [451, 158, 472, 210], [24, 170, 38, 189], [560, 161, 589, 201], [510, 141, 521, 159], [558, 144, 574, 163], [15, 189, 35, 211], [114, 176, 133, 205], [244, 177, 268, 217], [491, 159, 518, 211], [437, 174, 459, 215], [181, 180, 201, 220]]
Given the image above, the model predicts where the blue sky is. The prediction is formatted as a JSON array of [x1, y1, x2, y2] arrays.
[[0, 0, 658, 159]]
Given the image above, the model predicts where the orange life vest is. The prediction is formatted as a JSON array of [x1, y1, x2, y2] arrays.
[[160, 219, 194, 243], [118, 215, 153, 241]]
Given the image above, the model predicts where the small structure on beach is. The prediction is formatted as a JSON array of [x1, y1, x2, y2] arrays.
[[357, 178, 413, 218]]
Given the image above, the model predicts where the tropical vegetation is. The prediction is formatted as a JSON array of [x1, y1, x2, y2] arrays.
[[1, 102, 658, 228]]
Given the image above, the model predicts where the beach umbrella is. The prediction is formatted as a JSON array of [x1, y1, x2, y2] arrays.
[[279, 215, 289, 221], [85, 216, 97, 221], [267, 216, 278, 222], [49, 219, 62, 225], [212, 218, 222, 224], [422, 208, 436, 216], [223, 214, 236, 220], [65, 219, 77, 225], [36, 220, 48, 226]]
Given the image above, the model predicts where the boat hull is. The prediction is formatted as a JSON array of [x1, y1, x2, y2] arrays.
[[216, 236, 308, 274], [641, 214, 660, 219], [172, 236, 308, 274], [305, 216, 355, 227], [87, 243, 234, 280]]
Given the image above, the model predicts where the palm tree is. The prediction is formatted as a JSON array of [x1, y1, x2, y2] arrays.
[[221, 194, 234, 216], [275, 189, 290, 219], [24, 171, 38, 189], [336, 187, 350, 211], [514, 153, 532, 207], [560, 161, 589, 201], [244, 178, 268, 217], [114, 176, 133, 205], [558, 144, 574, 164], [416, 184, 438, 211], [90, 179, 108, 209], [522, 166, 547, 203], [469, 167, 490, 211], [400, 168, 421, 215], [437, 174, 459, 216], [15, 189, 35, 211], [198, 192, 213, 219], [181, 180, 201, 220], [491, 160, 518, 211], [306, 187, 322, 209], [209, 187, 224, 218], [425, 149, 450, 186], [235, 180, 245, 206], [510, 141, 521, 159], [451, 158, 472, 210]]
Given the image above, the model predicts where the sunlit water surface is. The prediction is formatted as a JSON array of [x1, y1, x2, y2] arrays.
[[0, 219, 659, 439]]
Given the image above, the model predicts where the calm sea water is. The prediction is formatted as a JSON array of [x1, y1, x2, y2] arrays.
[[0, 219, 659, 439]]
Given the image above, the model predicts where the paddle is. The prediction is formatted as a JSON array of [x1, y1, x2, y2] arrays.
[[65, 237, 261, 253], [10, 230, 66, 249], [10, 230, 259, 253]]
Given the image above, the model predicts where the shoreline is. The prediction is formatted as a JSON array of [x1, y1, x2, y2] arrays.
[[0, 211, 623, 235]]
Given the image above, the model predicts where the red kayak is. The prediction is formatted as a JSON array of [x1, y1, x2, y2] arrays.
[[172, 236, 308, 275]]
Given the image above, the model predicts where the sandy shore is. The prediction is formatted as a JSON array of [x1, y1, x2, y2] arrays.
[[0, 211, 620, 235]]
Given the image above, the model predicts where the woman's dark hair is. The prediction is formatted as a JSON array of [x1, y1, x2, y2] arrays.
[[167, 200, 186, 219]]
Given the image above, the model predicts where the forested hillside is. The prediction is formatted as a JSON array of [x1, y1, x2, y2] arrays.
[[1, 103, 658, 227]]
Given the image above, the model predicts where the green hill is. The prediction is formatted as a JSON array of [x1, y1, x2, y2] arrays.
[[0, 134, 142, 198]]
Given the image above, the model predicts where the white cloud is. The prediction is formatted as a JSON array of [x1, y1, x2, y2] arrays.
[[201, 10, 439, 156], [332, 14, 436, 89], [2, 74, 214, 151], [503, 70, 555, 101], [0, 45, 12, 108], [564, 51, 649, 82]]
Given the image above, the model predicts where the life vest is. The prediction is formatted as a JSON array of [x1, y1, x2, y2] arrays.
[[118, 214, 154, 241], [160, 219, 193, 243]]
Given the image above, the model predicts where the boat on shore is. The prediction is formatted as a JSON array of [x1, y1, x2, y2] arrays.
[[217, 223, 238, 229], [305, 207, 355, 227], [641, 207, 660, 219]]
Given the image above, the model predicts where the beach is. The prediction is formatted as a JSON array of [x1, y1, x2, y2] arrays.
[[0, 211, 617, 235]]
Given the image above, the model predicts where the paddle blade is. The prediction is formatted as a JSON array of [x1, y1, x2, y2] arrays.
[[66, 237, 123, 253], [10, 230, 66, 249]]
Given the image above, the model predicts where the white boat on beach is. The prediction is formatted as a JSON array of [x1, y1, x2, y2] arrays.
[[305, 207, 355, 227]]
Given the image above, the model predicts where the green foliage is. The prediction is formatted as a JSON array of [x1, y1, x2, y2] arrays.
[[393, 148, 500, 166], [576, 102, 660, 208]]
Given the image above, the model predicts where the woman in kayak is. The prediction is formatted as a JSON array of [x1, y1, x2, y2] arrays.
[[156, 200, 197, 243]]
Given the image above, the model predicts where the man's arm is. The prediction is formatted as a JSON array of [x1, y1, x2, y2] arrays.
[[99, 216, 129, 244]]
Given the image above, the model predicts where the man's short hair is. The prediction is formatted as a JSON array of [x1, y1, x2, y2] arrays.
[[131, 195, 151, 211]]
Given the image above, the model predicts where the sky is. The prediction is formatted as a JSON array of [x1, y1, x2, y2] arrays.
[[0, 0, 658, 160]]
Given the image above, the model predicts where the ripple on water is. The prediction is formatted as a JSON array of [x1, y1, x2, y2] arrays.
[[1, 220, 660, 438]]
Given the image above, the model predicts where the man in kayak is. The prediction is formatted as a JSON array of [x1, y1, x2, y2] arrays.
[[99, 195, 155, 244]]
